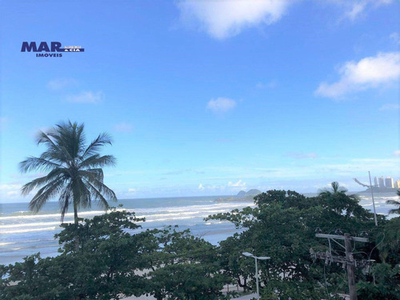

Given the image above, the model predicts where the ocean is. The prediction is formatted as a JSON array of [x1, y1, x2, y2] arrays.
[[0, 192, 397, 266], [0, 196, 253, 266]]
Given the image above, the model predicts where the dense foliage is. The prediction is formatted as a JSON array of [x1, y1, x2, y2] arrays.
[[1, 187, 399, 299], [207, 187, 399, 299], [0, 209, 231, 300]]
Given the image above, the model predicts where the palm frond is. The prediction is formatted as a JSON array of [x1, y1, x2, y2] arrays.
[[82, 133, 113, 159], [79, 169, 104, 182], [318, 182, 347, 197], [22, 175, 55, 196], [386, 199, 400, 215], [92, 178, 117, 201], [84, 176, 117, 202], [22, 168, 69, 195], [85, 180, 113, 210], [21, 121, 116, 223], [36, 129, 57, 145], [40, 149, 70, 165], [386, 200, 400, 206], [55, 121, 86, 159], [59, 183, 73, 222], [29, 177, 66, 213], [388, 208, 400, 215], [36, 130, 73, 164], [79, 154, 116, 169], [19, 157, 61, 173], [74, 177, 92, 209]]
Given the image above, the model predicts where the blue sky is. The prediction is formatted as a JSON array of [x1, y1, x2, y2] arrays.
[[0, 0, 399, 203]]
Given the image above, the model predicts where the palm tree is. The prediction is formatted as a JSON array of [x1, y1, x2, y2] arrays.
[[318, 181, 364, 218], [386, 190, 400, 215], [319, 181, 346, 196], [20, 121, 117, 224]]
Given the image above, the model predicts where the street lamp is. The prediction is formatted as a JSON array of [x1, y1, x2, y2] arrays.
[[242, 252, 270, 299]]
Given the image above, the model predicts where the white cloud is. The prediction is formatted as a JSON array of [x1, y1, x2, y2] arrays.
[[394, 151, 400, 157], [390, 32, 400, 45], [194, 183, 224, 192], [256, 80, 278, 89], [346, 2, 366, 20], [379, 104, 400, 111], [175, 0, 395, 39], [0, 184, 22, 199], [0, 184, 21, 191], [176, 0, 292, 39], [47, 78, 77, 91], [128, 188, 136, 193], [327, 0, 393, 20], [113, 122, 133, 133], [285, 152, 318, 159], [207, 97, 237, 114], [315, 52, 400, 98], [66, 91, 104, 104], [228, 179, 246, 187]]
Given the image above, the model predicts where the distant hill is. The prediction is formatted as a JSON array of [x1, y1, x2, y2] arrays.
[[215, 189, 262, 203], [236, 189, 262, 197], [236, 190, 246, 197], [247, 189, 262, 195]]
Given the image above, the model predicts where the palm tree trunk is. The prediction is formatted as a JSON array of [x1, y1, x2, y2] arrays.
[[74, 200, 79, 225], [73, 200, 80, 251]]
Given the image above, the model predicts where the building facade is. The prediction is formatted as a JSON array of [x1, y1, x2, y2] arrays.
[[385, 177, 394, 188], [395, 180, 400, 189], [378, 177, 385, 188]]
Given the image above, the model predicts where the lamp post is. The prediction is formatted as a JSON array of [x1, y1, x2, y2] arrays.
[[242, 252, 270, 299]]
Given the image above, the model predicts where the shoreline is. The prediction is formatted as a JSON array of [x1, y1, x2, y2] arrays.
[[1, 193, 398, 266]]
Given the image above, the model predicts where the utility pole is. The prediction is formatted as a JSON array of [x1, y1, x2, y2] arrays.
[[368, 171, 378, 226], [353, 171, 378, 226], [344, 234, 357, 300], [313, 233, 369, 300]]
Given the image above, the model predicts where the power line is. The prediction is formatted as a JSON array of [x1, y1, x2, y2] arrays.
[[312, 233, 371, 300]]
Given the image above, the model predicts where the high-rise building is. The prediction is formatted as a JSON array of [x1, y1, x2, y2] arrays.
[[374, 177, 379, 187], [378, 177, 385, 188], [385, 177, 394, 188], [395, 180, 400, 189]]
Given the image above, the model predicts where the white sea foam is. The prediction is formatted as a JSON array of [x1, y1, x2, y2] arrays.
[[5, 194, 395, 266], [0, 242, 15, 246], [0, 210, 108, 221], [135, 208, 237, 220], [1, 226, 57, 234], [131, 202, 253, 214], [0, 221, 61, 229], [145, 216, 195, 223], [0, 197, 252, 265]]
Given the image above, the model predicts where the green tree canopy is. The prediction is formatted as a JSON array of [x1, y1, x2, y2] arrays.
[[142, 227, 232, 300], [0, 210, 232, 300], [208, 189, 380, 299], [0, 209, 148, 300], [386, 190, 400, 215]]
